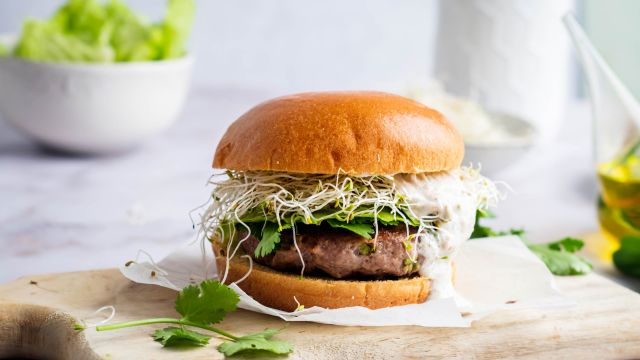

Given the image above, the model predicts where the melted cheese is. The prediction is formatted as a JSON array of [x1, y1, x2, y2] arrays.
[[394, 167, 499, 299]]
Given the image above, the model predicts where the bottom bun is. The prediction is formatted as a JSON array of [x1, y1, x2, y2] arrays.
[[212, 242, 431, 311]]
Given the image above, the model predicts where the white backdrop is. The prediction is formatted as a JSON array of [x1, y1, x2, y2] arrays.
[[0, 0, 439, 93]]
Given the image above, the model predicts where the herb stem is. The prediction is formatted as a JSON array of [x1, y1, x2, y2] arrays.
[[95, 318, 239, 341]]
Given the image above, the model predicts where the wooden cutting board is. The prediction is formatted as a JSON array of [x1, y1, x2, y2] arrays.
[[0, 269, 639, 359]]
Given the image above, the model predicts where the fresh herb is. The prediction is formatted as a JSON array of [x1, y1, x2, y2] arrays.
[[471, 210, 592, 276], [152, 327, 210, 347], [85, 279, 292, 357], [545, 237, 585, 253], [470, 209, 524, 239], [327, 219, 375, 239], [251, 222, 282, 258], [11, 0, 195, 63], [175, 280, 238, 324], [613, 235, 640, 278], [528, 238, 593, 276], [217, 328, 293, 357]]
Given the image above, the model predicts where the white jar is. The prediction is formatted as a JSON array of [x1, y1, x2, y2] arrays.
[[434, 0, 575, 142]]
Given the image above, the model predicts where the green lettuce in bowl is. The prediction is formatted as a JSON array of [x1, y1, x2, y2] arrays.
[[6, 0, 195, 63], [0, 0, 196, 154]]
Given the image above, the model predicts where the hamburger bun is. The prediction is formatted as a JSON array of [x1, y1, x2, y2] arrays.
[[213, 91, 463, 175], [213, 242, 430, 311]]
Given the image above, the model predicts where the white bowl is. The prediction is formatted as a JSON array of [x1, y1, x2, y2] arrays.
[[463, 113, 538, 175], [0, 56, 193, 154]]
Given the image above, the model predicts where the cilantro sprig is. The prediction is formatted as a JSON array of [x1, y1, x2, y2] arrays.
[[82, 280, 293, 357], [471, 209, 592, 276], [470, 208, 525, 239]]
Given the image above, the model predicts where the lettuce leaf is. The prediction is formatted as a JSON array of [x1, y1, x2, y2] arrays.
[[14, 19, 114, 62], [106, 0, 159, 61], [161, 0, 195, 59], [12, 0, 194, 63]]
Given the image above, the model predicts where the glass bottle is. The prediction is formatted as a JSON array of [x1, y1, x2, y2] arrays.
[[564, 14, 640, 260]]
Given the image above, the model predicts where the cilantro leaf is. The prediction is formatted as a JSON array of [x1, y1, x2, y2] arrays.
[[546, 237, 584, 253], [613, 235, 640, 278], [470, 209, 523, 239], [471, 210, 591, 276], [152, 327, 210, 347], [217, 328, 293, 357], [470, 222, 497, 239], [477, 208, 496, 219], [470, 208, 496, 239], [253, 222, 281, 258], [327, 219, 374, 239], [175, 280, 239, 324], [528, 242, 592, 276]]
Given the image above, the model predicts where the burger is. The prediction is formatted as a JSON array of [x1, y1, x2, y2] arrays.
[[202, 91, 499, 311]]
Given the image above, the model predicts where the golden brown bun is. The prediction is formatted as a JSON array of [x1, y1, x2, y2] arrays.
[[213, 242, 430, 311], [213, 91, 463, 175]]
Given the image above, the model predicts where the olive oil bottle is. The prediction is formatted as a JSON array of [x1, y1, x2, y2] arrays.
[[565, 15, 640, 261], [597, 155, 640, 260]]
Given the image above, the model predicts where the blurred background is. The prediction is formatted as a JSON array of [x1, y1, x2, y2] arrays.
[[0, 0, 438, 92], [1, 0, 639, 288], [2, 1, 638, 95]]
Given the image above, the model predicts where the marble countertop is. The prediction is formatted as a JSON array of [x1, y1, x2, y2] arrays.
[[0, 86, 632, 289]]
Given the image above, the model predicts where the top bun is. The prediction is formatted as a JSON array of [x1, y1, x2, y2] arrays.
[[213, 91, 463, 175]]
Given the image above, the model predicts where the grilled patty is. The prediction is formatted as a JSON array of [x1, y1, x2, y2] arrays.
[[239, 225, 420, 279]]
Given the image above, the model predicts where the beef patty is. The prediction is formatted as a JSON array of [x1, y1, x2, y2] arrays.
[[238, 225, 421, 279]]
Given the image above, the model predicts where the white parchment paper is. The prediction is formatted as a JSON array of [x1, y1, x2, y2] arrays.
[[121, 236, 573, 327]]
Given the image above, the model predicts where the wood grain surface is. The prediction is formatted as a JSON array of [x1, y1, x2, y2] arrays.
[[0, 268, 639, 359]]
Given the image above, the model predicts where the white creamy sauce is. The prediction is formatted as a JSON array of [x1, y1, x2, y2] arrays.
[[394, 168, 498, 299]]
